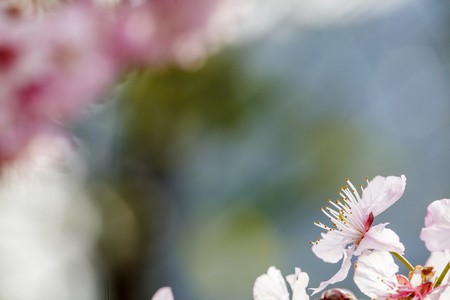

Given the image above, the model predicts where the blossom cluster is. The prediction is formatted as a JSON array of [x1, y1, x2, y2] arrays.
[[153, 175, 450, 300], [0, 0, 238, 165]]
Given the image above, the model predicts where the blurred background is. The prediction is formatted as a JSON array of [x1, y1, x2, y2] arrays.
[[4, 0, 450, 299]]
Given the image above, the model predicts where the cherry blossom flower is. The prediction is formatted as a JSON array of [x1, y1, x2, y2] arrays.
[[108, 0, 246, 68], [0, 2, 119, 165], [253, 266, 309, 300], [420, 199, 450, 252], [310, 175, 406, 295], [354, 251, 449, 300], [0, 0, 248, 166], [151, 287, 174, 300]]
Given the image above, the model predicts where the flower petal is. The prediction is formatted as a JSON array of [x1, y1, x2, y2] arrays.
[[424, 199, 450, 227], [421, 226, 450, 252], [354, 223, 404, 256], [151, 287, 174, 300], [286, 268, 310, 300], [426, 285, 450, 300], [360, 175, 406, 217], [420, 199, 450, 252], [253, 266, 290, 300], [310, 246, 355, 296], [312, 232, 351, 263], [426, 250, 450, 286], [353, 251, 399, 299]]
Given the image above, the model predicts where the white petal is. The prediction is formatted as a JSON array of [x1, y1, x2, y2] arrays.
[[354, 223, 404, 256], [426, 250, 450, 286], [253, 266, 290, 300], [360, 175, 406, 217], [420, 199, 450, 252], [409, 268, 423, 288], [425, 285, 450, 300], [286, 268, 310, 300], [151, 287, 174, 300], [310, 246, 355, 296], [312, 231, 350, 263], [354, 251, 399, 299]]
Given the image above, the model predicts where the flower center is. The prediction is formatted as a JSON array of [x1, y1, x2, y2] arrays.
[[311, 178, 369, 246]]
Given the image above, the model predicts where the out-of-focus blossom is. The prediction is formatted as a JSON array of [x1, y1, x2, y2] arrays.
[[0, 134, 100, 300], [354, 251, 447, 300], [0, 0, 247, 166], [0, 0, 62, 15], [253, 266, 309, 300], [310, 175, 406, 294], [420, 199, 450, 252], [0, 2, 119, 165], [151, 287, 174, 300], [109, 0, 246, 68]]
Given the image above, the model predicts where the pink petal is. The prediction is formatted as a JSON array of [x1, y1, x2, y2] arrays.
[[425, 250, 450, 286], [354, 223, 404, 256], [420, 226, 450, 252], [426, 285, 450, 300], [416, 282, 433, 297], [310, 246, 355, 296], [424, 199, 450, 227], [151, 287, 174, 300], [396, 274, 411, 286], [360, 175, 406, 217], [312, 232, 351, 263], [420, 199, 450, 252]]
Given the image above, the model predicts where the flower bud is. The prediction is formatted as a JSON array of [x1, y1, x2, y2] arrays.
[[318, 288, 357, 300]]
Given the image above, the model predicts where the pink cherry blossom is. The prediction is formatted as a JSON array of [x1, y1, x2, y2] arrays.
[[354, 251, 448, 300], [0, 2, 119, 165], [420, 199, 450, 252], [109, 0, 243, 68], [310, 175, 406, 295], [0, 0, 245, 166], [253, 266, 309, 300]]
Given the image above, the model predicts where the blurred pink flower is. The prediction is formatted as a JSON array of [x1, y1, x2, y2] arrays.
[[420, 199, 450, 252], [0, 0, 243, 165], [110, 0, 240, 68], [0, 2, 119, 164], [310, 175, 406, 295]]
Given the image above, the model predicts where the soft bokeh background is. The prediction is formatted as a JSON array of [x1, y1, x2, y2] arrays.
[[10, 0, 450, 299]]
